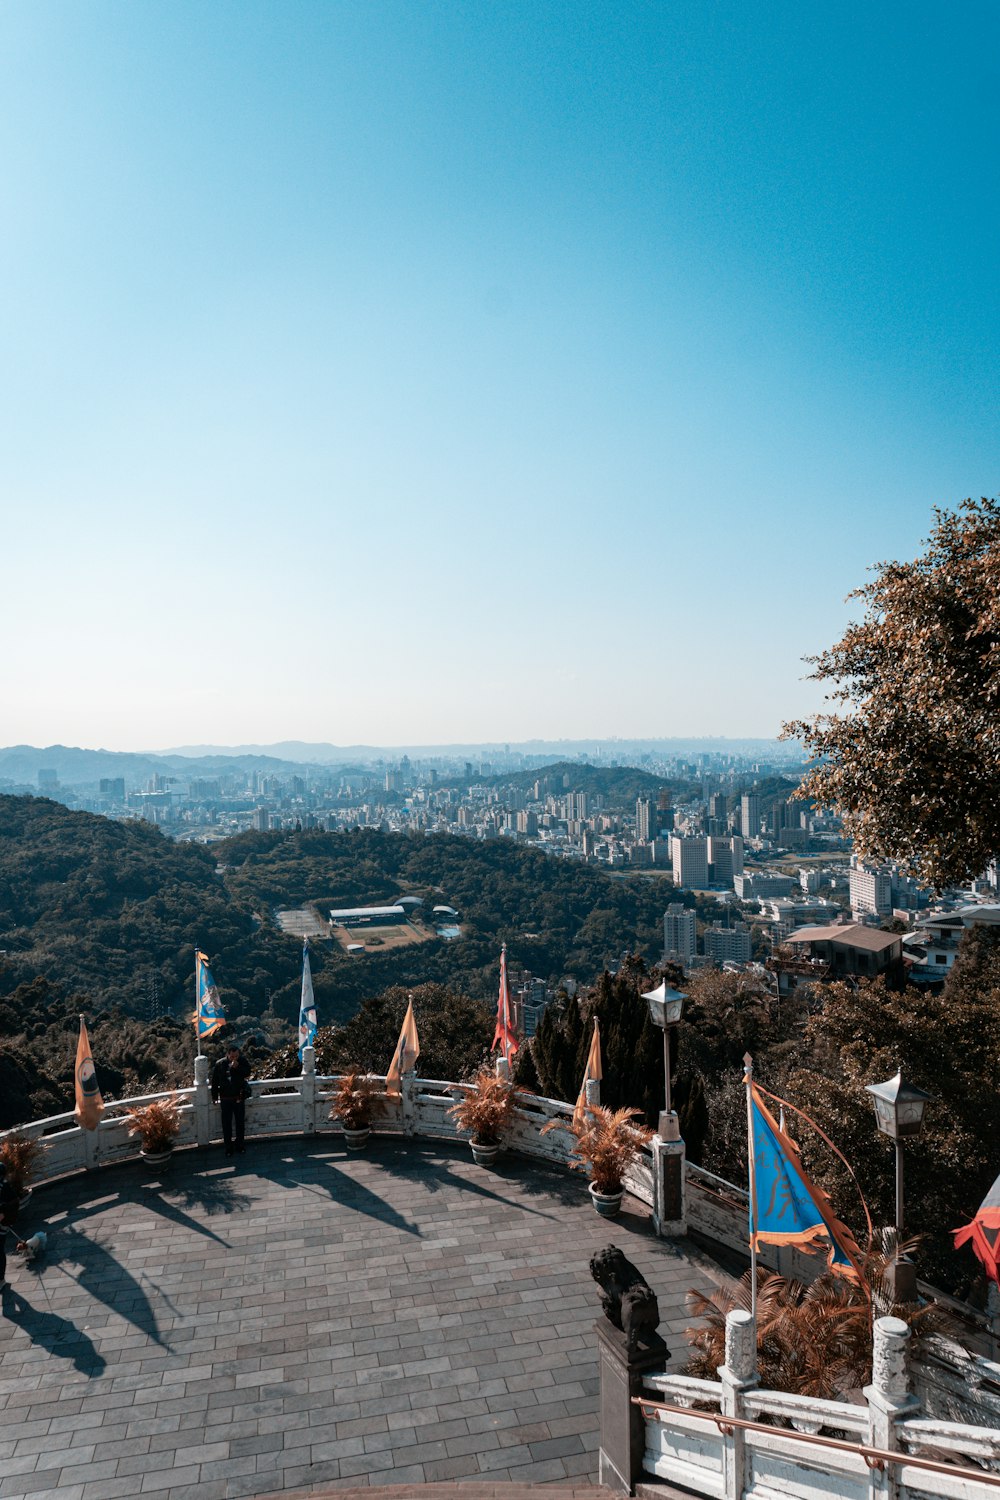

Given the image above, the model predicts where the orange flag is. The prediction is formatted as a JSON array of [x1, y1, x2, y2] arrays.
[[492, 944, 520, 1060], [74, 1015, 104, 1132], [573, 1017, 603, 1127], [386, 996, 420, 1099]]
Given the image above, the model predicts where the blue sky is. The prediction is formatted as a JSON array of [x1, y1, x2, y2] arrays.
[[1, 2, 996, 750]]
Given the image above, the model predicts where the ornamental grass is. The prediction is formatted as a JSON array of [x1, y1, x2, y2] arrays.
[[447, 1066, 518, 1146], [328, 1070, 385, 1130], [125, 1095, 182, 1154]]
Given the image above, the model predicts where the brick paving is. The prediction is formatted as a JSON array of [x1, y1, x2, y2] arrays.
[[0, 1137, 728, 1499]]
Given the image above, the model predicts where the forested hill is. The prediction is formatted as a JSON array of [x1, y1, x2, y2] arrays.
[[0, 798, 676, 1036]]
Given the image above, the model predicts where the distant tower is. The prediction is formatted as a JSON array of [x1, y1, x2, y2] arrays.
[[741, 794, 760, 840]]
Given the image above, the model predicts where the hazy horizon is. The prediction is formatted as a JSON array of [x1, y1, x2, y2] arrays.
[[2, 3, 996, 749]]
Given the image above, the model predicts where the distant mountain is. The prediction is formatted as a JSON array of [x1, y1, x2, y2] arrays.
[[164, 736, 803, 763], [0, 744, 327, 790]]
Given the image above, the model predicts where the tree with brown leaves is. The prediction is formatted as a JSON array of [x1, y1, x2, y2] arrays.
[[783, 496, 1000, 889]]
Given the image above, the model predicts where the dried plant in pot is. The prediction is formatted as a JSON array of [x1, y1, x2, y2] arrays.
[[545, 1104, 654, 1218], [0, 1132, 45, 1204], [329, 1070, 384, 1149], [447, 1066, 518, 1166], [126, 1095, 182, 1164]]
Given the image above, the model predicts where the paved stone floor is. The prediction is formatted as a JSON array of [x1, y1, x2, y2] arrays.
[[0, 1137, 729, 1500]]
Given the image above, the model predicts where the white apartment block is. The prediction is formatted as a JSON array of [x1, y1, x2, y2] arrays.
[[670, 834, 709, 889], [703, 923, 752, 964], [850, 860, 893, 917], [664, 902, 698, 963]]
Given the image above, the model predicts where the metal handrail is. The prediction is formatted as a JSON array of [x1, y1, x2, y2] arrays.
[[633, 1397, 1000, 1487]]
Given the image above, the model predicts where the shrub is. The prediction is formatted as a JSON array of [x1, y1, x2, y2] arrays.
[[447, 1067, 518, 1146], [126, 1095, 182, 1154], [328, 1070, 384, 1131]]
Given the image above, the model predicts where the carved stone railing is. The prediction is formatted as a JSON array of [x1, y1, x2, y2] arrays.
[[0, 1051, 658, 1213], [624, 1312, 1000, 1500]]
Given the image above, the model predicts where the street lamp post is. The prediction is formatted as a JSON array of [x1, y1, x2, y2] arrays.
[[642, 979, 687, 1140], [865, 1069, 933, 1304]]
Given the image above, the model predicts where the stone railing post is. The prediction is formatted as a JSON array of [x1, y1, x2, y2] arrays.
[[585, 1077, 601, 1109], [864, 1316, 919, 1500], [82, 1122, 100, 1171], [401, 1070, 417, 1137], [193, 1054, 212, 1147], [651, 1128, 686, 1237], [719, 1309, 758, 1500], [596, 1315, 670, 1494], [299, 1046, 316, 1134], [495, 1056, 510, 1080]]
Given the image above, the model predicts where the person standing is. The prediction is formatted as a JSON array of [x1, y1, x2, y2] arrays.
[[211, 1043, 252, 1156], [0, 1162, 19, 1293]]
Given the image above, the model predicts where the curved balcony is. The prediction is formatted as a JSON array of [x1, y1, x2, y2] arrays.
[[0, 1061, 729, 1498]]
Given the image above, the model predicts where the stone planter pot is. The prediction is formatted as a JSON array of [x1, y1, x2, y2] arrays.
[[140, 1147, 175, 1168], [342, 1126, 371, 1151], [470, 1139, 501, 1168], [589, 1182, 624, 1219]]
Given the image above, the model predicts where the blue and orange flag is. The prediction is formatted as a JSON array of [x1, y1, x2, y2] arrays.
[[954, 1171, 1000, 1287], [747, 1078, 865, 1282], [193, 951, 227, 1043], [298, 940, 318, 1061]]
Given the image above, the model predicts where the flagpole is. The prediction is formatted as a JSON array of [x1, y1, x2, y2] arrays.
[[744, 1050, 758, 1318], [501, 944, 509, 1066], [195, 952, 203, 1059]]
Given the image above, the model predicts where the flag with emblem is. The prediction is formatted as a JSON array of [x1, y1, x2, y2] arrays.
[[298, 939, 318, 1061], [74, 1014, 104, 1131], [193, 950, 227, 1050]]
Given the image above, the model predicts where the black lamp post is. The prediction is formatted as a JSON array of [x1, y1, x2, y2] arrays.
[[642, 979, 686, 1139], [865, 1069, 933, 1303]]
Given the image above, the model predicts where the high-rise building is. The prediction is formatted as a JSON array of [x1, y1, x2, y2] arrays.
[[663, 902, 697, 964], [850, 860, 894, 918], [740, 794, 761, 840], [635, 797, 653, 843], [703, 923, 752, 964], [670, 834, 709, 889], [706, 834, 744, 886]]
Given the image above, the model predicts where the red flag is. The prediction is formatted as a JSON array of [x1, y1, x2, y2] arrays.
[[492, 944, 519, 1060], [954, 1171, 1000, 1286]]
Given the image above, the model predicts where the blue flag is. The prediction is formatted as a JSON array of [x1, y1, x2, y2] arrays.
[[298, 940, 318, 1061], [194, 951, 227, 1040], [748, 1082, 864, 1281]]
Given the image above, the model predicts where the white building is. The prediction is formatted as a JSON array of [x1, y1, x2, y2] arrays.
[[664, 902, 697, 964], [850, 859, 894, 918], [670, 834, 709, 889], [703, 923, 752, 964]]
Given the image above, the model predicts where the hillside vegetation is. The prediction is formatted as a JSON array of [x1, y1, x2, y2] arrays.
[[0, 796, 679, 1121]]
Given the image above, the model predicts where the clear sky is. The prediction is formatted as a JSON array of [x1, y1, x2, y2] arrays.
[[1, 1, 996, 751]]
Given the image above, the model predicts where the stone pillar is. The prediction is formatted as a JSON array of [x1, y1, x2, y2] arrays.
[[864, 1316, 919, 1500], [719, 1309, 758, 1500], [82, 1123, 100, 1171], [495, 1056, 510, 1081], [585, 1077, 601, 1109], [193, 1053, 212, 1147], [401, 1069, 417, 1137], [651, 1132, 686, 1237], [300, 1045, 316, 1135], [596, 1318, 670, 1495]]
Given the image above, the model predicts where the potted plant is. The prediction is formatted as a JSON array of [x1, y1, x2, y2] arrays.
[[548, 1104, 654, 1218], [126, 1095, 182, 1166], [329, 1070, 384, 1149], [447, 1066, 518, 1166], [0, 1132, 45, 1207]]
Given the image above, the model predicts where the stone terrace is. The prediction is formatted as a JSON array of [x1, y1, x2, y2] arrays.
[[0, 1137, 729, 1499]]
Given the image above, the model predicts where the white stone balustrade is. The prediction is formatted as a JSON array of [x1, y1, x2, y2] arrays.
[[638, 1311, 1000, 1500]]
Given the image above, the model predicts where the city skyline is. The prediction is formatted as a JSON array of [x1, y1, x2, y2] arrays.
[[2, 3, 997, 750]]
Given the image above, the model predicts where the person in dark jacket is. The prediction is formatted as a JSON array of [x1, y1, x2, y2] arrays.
[[0, 1162, 19, 1293], [211, 1044, 252, 1156]]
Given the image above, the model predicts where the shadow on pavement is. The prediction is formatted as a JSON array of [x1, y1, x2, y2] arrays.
[[1, 1285, 107, 1376]]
